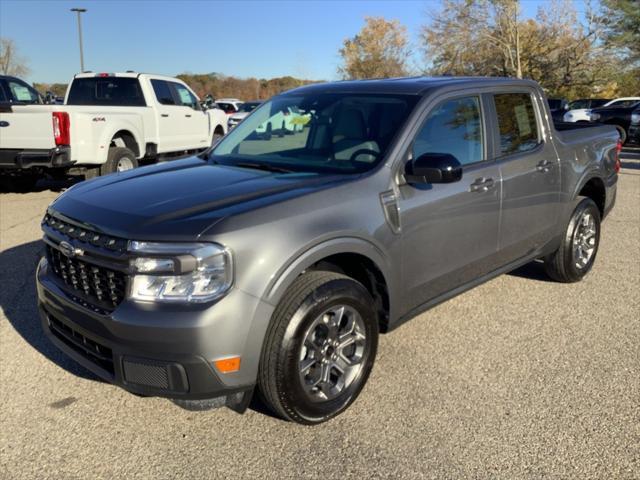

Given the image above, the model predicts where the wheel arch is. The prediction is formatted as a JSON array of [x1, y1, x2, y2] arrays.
[[574, 174, 606, 218], [110, 129, 142, 157], [264, 237, 395, 333]]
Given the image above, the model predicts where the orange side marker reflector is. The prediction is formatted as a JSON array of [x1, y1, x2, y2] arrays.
[[214, 356, 241, 373]]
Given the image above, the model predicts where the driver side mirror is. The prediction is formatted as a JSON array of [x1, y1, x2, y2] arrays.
[[405, 153, 463, 184]]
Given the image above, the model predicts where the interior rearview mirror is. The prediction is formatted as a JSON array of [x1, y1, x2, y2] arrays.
[[404, 153, 463, 185]]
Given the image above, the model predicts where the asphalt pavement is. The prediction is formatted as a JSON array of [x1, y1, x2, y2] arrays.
[[0, 152, 638, 479]]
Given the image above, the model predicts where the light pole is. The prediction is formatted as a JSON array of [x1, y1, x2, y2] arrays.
[[70, 8, 87, 72]]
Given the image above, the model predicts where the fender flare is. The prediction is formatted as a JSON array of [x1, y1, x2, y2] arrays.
[[263, 236, 395, 310], [97, 125, 144, 164]]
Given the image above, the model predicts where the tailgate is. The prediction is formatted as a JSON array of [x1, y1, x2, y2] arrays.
[[0, 106, 56, 150]]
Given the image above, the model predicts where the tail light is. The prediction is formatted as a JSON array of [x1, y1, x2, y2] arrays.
[[614, 139, 622, 173], [52, 112, 70, 146]]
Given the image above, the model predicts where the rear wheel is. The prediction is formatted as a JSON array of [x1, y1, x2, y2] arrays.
[[544, 197, 601, 282], [258, 271, 378, 425], [84, 147, 138, 179]]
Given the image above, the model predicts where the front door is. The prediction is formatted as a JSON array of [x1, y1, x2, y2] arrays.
[[397, 94, 502, 312]]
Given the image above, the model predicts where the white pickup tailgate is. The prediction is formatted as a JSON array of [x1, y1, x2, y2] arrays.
[[0, 105, 56, 150]]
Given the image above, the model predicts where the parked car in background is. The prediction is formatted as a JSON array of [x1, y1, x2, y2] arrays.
[[37, 77, 620, 425], [547, 98, 568, 122], [589, 99, 640, 144], [0, 72, 228, 190], [562, 98, 611, 123], [569, 97, 640, 124], [228, 101, 262, 130], [628, 107, 640, 145], [216, 98, 244, 115]]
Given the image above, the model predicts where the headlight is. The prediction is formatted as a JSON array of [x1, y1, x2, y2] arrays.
[[128, 242, 232, 303], [632, 113, 640, 125]]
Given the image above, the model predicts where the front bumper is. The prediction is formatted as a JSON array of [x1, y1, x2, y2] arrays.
[[36, 257, 274, 402], [0, 146, 72, 170]]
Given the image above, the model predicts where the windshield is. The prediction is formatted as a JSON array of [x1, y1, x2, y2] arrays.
[[240, 102, 260, 113], [210, 92, 419, 174]]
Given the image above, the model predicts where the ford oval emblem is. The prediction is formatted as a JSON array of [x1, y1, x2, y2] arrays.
[[59, 241, 76, 258]]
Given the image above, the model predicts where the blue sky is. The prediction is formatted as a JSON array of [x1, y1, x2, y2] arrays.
[[0, 0, 593, 83]]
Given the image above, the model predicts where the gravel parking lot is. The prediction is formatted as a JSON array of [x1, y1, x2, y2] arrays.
[[1, 152, 638, 480]]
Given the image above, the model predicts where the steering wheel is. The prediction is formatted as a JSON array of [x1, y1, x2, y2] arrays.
[[348, 149, 380, 163]]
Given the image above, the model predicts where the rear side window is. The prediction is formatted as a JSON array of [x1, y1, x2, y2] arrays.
[[412, 96, 484, 166], [67, 77, 146, 106], [151, 80, 175, 105], [494, 93, 539, 155]]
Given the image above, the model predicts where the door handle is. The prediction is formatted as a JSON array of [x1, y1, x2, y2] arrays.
[[185, 114, 192, 118], [161, 114, 169, 118], [470, 177, 495, 193], [536, 160, 551, 172]]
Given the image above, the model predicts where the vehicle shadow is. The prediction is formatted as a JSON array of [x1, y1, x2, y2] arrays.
[[507, 260, 551, 282], [0, 176, 80, 194], [0, 239, 99, 381]]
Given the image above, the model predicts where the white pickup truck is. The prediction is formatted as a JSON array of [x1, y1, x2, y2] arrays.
[[0, 72, 227, 190]]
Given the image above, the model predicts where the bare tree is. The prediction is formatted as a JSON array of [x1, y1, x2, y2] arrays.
[[338, 16, 411, 79], [0, 38, 30, 77], [421, 0, 614, 96]]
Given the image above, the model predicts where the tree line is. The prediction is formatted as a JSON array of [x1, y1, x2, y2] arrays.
[[339, 0, 639, 98], [2, 0, 637, 100]]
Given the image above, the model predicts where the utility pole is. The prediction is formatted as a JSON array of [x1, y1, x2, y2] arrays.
[[70, 8, 87, 72]]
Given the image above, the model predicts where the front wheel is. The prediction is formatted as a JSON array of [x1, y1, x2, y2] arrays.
[[544, 197, 601, 282], [258, 271, 378, 425]]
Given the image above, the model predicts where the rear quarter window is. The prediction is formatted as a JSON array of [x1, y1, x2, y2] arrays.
[[67, 77, 146, 106], [494, 93, 539, 156]]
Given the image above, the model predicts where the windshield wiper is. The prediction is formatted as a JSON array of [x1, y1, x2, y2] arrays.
[[233, 162, 294, 173]]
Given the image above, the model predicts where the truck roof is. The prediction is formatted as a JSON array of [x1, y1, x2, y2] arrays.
[[73, 72, 183, 83], [283, 76, 540, 96]]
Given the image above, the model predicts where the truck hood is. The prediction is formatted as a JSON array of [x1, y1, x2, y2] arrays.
[[50, 157, 350, 240]]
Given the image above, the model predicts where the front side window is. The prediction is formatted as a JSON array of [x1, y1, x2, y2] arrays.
[[7, 80, 41, 104], [171, 83, 199, 109], [494, 93, 539, 155], [210, 93, 419, 174], [412, 96, 484, 166], [67, 77, 146, 106]]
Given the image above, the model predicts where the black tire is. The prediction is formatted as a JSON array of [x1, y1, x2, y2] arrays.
[[614, 125, 627, 144], [85, 147, 138, 179], [258, 271, 379, 425], [544, 197, 601, 283], [212, 130, 224, 147]]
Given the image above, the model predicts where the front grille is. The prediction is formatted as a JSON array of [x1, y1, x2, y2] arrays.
[[47, 245, 127, 311], [48, 315, 114, 375], [43, 213, 128, 253]]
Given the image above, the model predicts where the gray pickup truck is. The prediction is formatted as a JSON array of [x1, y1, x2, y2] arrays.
[[36, 77, 620, 424]]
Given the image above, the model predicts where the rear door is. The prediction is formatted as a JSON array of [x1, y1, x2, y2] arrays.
[[491, 90, 561, 263], [150, 79, 181, 152], [397, 93, 502, 311]]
